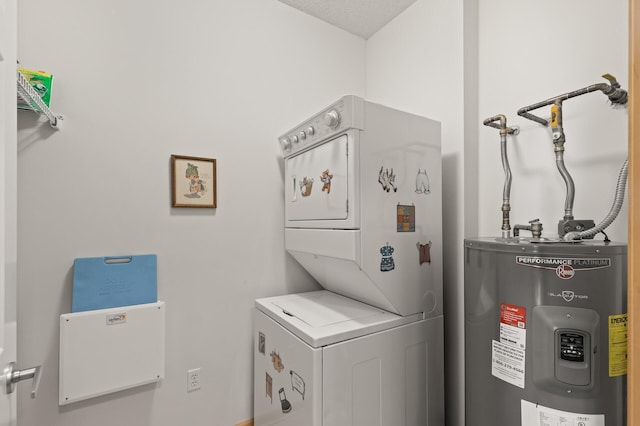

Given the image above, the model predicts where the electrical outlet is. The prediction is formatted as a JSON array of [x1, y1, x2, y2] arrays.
[[187, 368, 201, 392]]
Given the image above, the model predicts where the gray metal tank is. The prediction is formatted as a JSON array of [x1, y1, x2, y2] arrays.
[[464, 238, 627, 426]]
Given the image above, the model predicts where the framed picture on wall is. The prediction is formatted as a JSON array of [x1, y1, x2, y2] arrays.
[[171, 155, 217, 208]]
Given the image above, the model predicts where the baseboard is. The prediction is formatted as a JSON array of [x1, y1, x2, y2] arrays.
[[234, 420, 253, 426]]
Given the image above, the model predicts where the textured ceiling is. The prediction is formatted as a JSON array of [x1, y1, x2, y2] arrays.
[[277, 0, 417, 39]]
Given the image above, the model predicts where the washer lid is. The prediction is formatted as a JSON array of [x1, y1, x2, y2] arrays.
[[255, 290, 422, 347]]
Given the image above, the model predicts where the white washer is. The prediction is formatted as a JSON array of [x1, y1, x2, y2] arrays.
[[254, 291, 443, 426], [254, 96, 444, 425]]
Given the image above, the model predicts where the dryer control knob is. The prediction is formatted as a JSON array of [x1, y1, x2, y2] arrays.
[[281, 137, 292, 152], [291, 135, 299, 144], [307, 126, 315, 135], [324, 110, 340, 129], [298, 131, 306, 140]]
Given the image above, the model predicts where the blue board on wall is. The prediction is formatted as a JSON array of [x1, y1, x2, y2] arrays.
[[72, 254, 157, 312]]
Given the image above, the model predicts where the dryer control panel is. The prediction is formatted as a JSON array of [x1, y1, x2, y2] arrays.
[[279, 95, 364, 157]]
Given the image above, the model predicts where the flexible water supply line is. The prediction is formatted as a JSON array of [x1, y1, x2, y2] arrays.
[[501, 133, 513, 229], [483, 115, 519, 238], [550, 103, 575, 220], [517, 74, 628, 239], [555, 150, 575, 219], [564, 159, 628, 241]]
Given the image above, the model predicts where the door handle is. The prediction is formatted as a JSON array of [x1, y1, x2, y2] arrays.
[[3, 362, 42, 398]]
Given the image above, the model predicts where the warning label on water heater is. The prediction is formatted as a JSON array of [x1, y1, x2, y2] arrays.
[[492, 340, 525, 388], [492, 303, 526, 388], [609, 313, 628, 377], [500, 303, 526, 349]]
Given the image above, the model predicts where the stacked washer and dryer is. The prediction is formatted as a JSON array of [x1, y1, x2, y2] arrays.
[[253, 96, 444, 426]]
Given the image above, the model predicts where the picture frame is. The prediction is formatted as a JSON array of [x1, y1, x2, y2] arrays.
[[171, 155, 217, 208]]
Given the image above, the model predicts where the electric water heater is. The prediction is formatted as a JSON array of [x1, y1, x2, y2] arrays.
[[465, 239, 627, 426], [466, 75, 628, 426]]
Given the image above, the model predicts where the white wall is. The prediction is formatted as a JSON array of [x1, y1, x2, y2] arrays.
[[16, 1, 365, 425], [478, 0, 629, 241], [14, 0, 629, 425]]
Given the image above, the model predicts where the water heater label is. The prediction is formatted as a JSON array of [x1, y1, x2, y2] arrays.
[[493, 303, 527, 387], [500, 303, 526, 349], [491, 340, 525, 388], [515, 256, 611, 275], [608, 313, 628, 377], [521, 400, 604, 426]]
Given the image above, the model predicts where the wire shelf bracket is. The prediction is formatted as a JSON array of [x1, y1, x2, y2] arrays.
[[16, 69, 63, 130]]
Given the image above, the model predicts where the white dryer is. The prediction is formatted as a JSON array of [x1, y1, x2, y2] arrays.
[[254, 96, 444, 426]]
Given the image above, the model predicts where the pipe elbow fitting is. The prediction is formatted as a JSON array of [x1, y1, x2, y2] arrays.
[[608, 89, 628, 105]]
